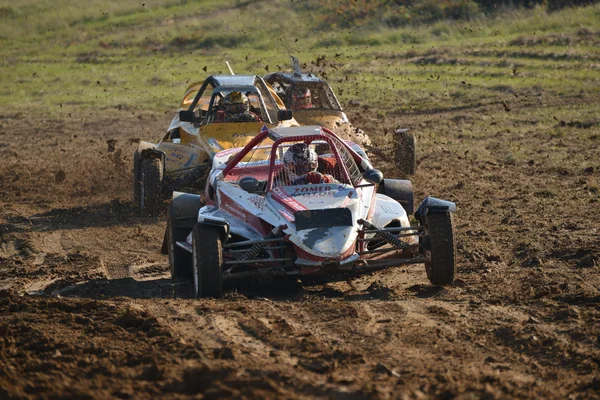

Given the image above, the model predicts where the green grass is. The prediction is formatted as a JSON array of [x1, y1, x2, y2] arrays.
[[1, 1, 599, 117]]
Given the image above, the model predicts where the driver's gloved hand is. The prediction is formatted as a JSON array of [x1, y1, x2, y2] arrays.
[[306, 171, 324, 184]]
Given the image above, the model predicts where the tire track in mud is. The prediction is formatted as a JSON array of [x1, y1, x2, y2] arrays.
[[94, 258, 488, 391], [465, 303, 600, 378], [129, 292, 554, 397], [103, 262, 132, 280], [203, 300, 373, 395], [129, 298, 354, 397], [117, 265, 596, 398], [128, 294, 401, 395], [211, 312, 300, 366]]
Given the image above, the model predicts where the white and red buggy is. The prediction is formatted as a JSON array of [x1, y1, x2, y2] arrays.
[[162, 125, 457, 298]]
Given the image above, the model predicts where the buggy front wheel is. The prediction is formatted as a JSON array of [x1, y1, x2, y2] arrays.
[[192, 224, 223, 298], [167, 208, 192, 279], [423, 212, 456, 285]]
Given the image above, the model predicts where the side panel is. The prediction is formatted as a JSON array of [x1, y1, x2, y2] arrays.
[[292, 110, 348, 128], [198, 122, 271, 158], [371, 193, 410, 229], [156, 141, 210, 174], [199, 207, 261, 243], [378, 179, 414, 215], [217, 183, 285, 236]]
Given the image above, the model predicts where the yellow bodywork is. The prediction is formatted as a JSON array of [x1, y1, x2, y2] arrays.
[[291, 110, 347, 129], [196, 122, 268, 155], [149, 79, 300, 176], [158, 80, 297, 176], [159, 122, 282, 175]]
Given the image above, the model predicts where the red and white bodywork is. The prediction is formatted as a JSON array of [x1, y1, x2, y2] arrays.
[[179, 125, 419, 277]]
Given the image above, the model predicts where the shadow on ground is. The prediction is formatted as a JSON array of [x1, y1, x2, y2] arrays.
[[46, 274, 418, 302], [1, 199, 161, 233]]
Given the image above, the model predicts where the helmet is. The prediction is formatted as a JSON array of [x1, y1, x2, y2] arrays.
[[223, 91, 250, 114], [293, 88, 312, 110], [283, 143, 318, 176]]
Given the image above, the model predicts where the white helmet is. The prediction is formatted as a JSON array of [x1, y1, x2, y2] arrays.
[[283, 143, 318, 175]]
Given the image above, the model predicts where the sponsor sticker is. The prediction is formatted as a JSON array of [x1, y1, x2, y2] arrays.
[[290, 185, 333, 198], [248, 195, 266, 210], [183, 152, 198, 167], [272, 187, 306, 211], [278, 208, 295, 221]]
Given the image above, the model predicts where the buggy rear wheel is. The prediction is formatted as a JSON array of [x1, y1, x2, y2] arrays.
[[140, 157, 163, 216], [192, 224, 223, 298], [395, 130, 416, 177], [167, 208, 192, 279], [423, 212, 456, 285]]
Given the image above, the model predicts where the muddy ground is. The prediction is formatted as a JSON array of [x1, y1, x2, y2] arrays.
[[0, 99, 599, 399]]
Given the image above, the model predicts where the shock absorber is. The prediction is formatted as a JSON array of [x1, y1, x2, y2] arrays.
[[238, 225, 287, 261], [358, 219, 405, 249]]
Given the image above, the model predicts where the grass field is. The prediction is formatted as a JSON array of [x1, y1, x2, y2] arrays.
[[1, 1, 599, 116]]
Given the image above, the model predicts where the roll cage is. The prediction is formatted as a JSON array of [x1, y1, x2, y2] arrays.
[[264, 72, 344, 112], [185, 75, 283, 116], [220, 126, 369, 192]]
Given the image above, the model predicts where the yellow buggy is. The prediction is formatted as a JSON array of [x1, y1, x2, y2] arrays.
[[133, 75, 296, 215], [264, 57, 416, 177]]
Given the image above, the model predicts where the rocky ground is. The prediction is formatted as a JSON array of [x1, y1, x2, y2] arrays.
[[1, 100, 598, 398]]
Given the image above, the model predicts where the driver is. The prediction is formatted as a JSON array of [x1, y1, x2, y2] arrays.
[[275, 143, 338, 186], [217, 91, 260, 122], [292, 88, 313, 110]]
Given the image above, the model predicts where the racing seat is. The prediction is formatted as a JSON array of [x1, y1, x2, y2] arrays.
[[317, 156, 341, 179]]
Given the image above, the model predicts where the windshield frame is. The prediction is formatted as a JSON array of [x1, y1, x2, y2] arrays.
[[205, 85, 273, 124]]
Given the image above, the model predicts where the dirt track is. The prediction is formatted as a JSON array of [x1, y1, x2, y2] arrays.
[[1, 103, 599, 399]]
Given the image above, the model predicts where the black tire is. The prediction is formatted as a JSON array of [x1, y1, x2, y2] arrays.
[[133, 151, 141, 204], [424, 212, 456, 286], [140, 157, 163, 216], [395, 130, 416, 176], [377, 179, 414, 215], [167, 210, 192, 279], [192, 224, 223, 298]]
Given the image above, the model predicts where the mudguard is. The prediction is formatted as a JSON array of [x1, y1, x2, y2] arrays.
[[198, 212, 230, 241], [171, 192, 202, 229], [161, 192, 202, 255], [414, 196, 457, 221]]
